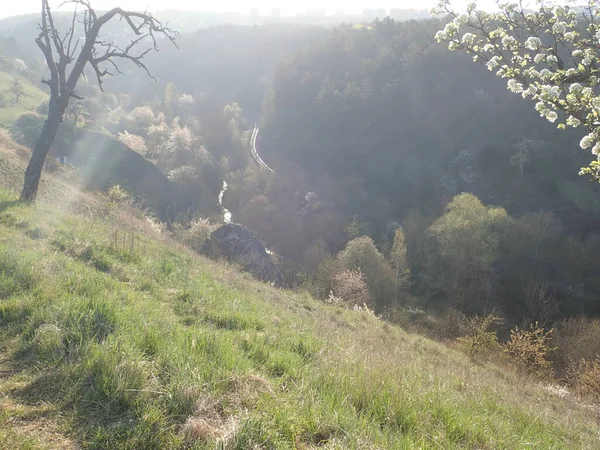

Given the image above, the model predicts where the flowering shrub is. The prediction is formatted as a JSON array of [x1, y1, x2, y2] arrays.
[[332, 268, 372, 307]]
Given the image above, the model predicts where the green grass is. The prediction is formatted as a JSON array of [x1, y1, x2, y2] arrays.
[[0, 128, 600, 450], [0, 70, 48, 128], [0, 190, 599, 449]]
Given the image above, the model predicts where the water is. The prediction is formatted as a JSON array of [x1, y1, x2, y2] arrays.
[[218, 181, 232, 224]]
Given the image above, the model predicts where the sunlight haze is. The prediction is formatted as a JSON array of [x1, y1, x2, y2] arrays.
[[3, 0, 444, 19]]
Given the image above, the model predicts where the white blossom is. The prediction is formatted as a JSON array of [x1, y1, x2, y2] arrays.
[[542, 85, 560, 100], [552, 22, 567, 34], [461, 33, 477, 45], [547, 54, 558, 65], [507, 79, 524, 93], [524, 37, 542, 51], [546, 111, 558, 122], [482, 43, 494, 53], [486, 56, 501, 70], [573, 49, 584, 58], [534, 53, 546, 64], [502, 35, 517, 49], [569, 83, 583, 94], [583, 57, 592, 66], [581, 134, 595, 149], [593, 142, 600, 155], [567, 115, 581, 127]]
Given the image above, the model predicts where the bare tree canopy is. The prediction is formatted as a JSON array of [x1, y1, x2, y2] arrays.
[[20, 0, 177, 202]]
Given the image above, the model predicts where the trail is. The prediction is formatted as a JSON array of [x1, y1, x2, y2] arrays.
[[250, 124, 275, 174]]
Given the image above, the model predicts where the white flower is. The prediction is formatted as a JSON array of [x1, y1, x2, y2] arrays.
[[461, 33, 477, 45], [593, 142, 600, 155], [486, 56, 501, 71], [454, 13, 469, 25], [542, 85, 560, 100], [582, 87, 594, 97], [564, 32, 577, 41], [535, 101, 546, 112], [522, 85, 537, 98], [567, 115, 581, 127], [435, 30, 447, 41], [525, 37, 542, 51], [547, 55, 558, 65], [507, 79, 524, 93], [592, 97, 600, 109], [583, 57, 592, 66], [482, 43, 494, 53], [552, 22, 567, 34], [539, 69, 552, 79], [534, 53, 546, 64], [502, 35, 517, 49], [580, 134, 595, 149], [449, 41, 460, 50], [570, 83, 583, 94], [546, 111, 558, 122], [595, 30, 600, 42], [573, 49, 584, 57]]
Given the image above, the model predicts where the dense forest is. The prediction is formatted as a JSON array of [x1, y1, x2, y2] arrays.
[[3, 11, 600, 330]]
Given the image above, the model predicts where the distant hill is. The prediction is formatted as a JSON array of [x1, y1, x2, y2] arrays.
[[0, 68, 47, 127]]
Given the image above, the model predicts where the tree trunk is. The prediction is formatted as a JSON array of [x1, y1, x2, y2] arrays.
[[20, 106, 63, 202]]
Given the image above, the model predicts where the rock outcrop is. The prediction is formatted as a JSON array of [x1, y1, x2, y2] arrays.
[[202, 224, 283, 287]]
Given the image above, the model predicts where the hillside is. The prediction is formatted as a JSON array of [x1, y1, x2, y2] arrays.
[[0, 71, 47, 127], [1, 136, 600, 448]]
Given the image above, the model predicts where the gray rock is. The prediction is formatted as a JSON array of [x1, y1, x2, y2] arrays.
[[202, 224, 283, 287]]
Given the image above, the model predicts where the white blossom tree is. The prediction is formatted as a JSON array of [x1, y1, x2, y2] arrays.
[[434, 0, 600, 179]]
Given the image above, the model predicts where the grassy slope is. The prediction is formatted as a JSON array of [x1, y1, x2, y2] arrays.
[[0, 140, 599, 449], [0, 71, 48, 127]]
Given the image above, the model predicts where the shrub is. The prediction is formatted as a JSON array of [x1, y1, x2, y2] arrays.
[[457, 314, 503, 357], [118, 131, 148, 156], [553, 316, 600, 377], [568, 358, 600, 404], [310, 255, 340, 301], [503, 323, 556, 378], [336, 236, 395, 307], [175, 218, 218, 253], [332, 268, 371, 307]]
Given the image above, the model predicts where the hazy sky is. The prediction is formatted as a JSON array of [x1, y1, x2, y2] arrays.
[[0, 0, 471, 19]]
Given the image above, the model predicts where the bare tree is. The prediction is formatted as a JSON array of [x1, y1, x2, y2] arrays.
[[10, 78, 24, 104], [20, 0, 177, 202]]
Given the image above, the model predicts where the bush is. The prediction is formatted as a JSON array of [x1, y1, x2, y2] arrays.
[[457, 314, 503, 357], [332, 268, 371, 307], [503, 323, 555, 378], [553, 316, 600, 377], [336, 236, 395, 307], [175, 218, 218, 253], [567, 358, 600, 404], [10, 112, 44, 149]]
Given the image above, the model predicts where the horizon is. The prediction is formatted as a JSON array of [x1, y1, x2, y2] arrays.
[[0, 0, 495, 20]]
